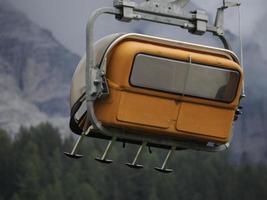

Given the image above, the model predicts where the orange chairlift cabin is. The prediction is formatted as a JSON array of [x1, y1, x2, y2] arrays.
[[65, 0, 244, 173]]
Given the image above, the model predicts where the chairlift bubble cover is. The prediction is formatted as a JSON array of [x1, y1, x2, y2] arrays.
[[70, 33, 243, 144]]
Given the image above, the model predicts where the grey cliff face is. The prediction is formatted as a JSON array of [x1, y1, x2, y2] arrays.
[[0, 1, 80, 135]]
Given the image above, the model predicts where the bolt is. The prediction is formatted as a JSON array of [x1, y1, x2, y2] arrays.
[[183, 23, 188, 28]]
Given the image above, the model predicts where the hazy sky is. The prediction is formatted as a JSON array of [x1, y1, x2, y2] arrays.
[[9, 0, 267, 55]]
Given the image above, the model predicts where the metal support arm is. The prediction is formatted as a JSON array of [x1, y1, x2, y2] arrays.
[[85, 7, 121, 102]]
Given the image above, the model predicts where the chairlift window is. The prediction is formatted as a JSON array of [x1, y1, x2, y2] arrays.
[[130, 54, 240, 102]]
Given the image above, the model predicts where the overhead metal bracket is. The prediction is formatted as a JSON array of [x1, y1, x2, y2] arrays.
[[223, 0, 241, 9], [113, 0, 211, 36], [113, 0, 137, 22], [189, 10, 208, 35], [214, 0, 241, 36]]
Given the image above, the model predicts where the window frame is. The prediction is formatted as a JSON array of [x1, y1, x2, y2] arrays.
[[129, 53, 241, 103]]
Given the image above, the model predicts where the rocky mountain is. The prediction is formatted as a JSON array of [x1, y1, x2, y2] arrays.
[[0, 1, 80, 135]]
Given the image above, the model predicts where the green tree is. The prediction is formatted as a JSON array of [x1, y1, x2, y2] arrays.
[[1, 123, 267, 200], [0, 129, 16, 200]]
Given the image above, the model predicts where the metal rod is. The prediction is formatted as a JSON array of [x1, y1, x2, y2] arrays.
[[182, 55, 191, 97], [217, 34, 231, 50], [70, 125, 93, 154], [70, 135, 84, 155], [161, 146, 176, 169], [100, 137, 116, 160], [64, 126, 93, 159], [134, 7, 194, 21], [237, 0, 245, 96], [86, 7, 121, 104], [131, 142, 147, 165]]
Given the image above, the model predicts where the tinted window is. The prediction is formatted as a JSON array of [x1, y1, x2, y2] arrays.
[[130, 54, 240, 102]]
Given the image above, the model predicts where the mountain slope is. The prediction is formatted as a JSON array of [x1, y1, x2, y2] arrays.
[[232, 8, 267, 162], [225, 31, 267, 163], [0, 1, 80, 135]]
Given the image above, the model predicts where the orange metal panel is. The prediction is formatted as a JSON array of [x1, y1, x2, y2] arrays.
[[93, 37, 243, 143], [117, 91, 178, 129], [176, 103, 235, 141]]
